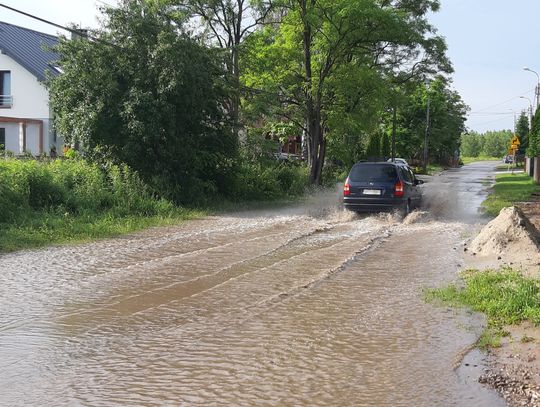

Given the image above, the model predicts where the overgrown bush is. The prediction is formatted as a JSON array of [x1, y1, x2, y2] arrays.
[[321, 163, 347, 186], [229, 161, 309, 201], [0, 158, 175, 223]]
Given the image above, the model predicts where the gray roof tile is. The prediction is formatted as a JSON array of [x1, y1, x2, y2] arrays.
[[0, 21, 59, 82]]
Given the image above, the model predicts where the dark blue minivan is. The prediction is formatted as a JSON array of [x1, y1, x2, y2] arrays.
[[343, 162, 423, 214]]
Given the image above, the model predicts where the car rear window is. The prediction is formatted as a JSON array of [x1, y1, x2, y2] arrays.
[[349, 164, 398, 182]]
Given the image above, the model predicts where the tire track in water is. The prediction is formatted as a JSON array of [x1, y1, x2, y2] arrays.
[[154, 215, 447, 338], [68, 218, 391, 339], [227, 228, 393, 330], [0, 217, 321, 308], [54, 223, 338, 327], [57, 226, 362, 330]]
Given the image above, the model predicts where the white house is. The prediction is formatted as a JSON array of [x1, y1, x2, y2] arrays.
[[0, 21, 62, 156]]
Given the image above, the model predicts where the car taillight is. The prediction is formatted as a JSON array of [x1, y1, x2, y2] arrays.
[[394, 180, 404, 197], [344, 178, 350, 196]]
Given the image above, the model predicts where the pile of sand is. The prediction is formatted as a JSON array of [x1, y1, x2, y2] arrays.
[[469, 206, 540, 274]]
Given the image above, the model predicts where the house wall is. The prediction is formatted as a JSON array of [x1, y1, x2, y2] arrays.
[[0, 52, 57, 155], [25, 124, 40, 153], [3, 122, 18, 152]]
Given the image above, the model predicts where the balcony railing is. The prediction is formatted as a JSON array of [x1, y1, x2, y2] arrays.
[[0, 95, 13, 108]]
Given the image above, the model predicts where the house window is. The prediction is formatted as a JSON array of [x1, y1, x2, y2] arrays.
[[0, 71, 12, 107], [0, 128, 5, 151]]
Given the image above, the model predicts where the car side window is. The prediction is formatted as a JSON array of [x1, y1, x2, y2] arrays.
[[400, 167, 413, 183], [408, 168, 416, 183]]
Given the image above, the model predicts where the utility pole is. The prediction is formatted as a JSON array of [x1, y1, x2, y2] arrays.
[[391, 104, 397, 162], [423, 81, 430, 173]]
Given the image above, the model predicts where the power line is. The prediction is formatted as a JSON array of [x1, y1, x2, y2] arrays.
[[470, 87, 536, 114], [467, 116, 513, 127], [467, 112, 518, 116], [96, 0, 115, 6], [0, 3, 88, 37], [0, 3, 117, 47]]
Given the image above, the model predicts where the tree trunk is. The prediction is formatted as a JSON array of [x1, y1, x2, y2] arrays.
[[231, 44, 240, 135], [308, 113, 325, 185], [301, 0, 326, 185], [391, 105, 397, 161], [232, 3, 242, 137]]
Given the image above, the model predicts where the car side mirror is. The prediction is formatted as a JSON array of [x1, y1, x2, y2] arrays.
[[414, 179, 424, 185]]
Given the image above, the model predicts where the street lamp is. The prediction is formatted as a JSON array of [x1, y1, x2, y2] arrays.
[[523, 67, 540, 109]]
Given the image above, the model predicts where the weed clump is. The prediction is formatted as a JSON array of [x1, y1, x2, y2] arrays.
[[425, 268, 540, 347]]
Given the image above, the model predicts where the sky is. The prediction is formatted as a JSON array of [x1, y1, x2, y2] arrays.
[[0, 1, 114, 34], [429, 0, 540, 133], [2, 0, 540, 134]]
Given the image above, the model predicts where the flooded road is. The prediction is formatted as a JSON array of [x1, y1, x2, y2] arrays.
[[0, 162, 506, 406]]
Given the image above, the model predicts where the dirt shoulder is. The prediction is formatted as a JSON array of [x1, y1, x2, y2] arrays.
[[480, 322, 540, 406], [465, 204, 540, 406], [520, 201, 540, 231]]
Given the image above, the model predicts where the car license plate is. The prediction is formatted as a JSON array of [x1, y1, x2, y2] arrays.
[[363, 189, 381, 196]]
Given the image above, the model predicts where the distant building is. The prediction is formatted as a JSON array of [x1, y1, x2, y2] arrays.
[[0, 21, 62, 156]]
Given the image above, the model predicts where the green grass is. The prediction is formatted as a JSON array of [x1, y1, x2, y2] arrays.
[[477, 328, 504, 348], [496, 162, 524, 171], [461, 156, 500, 165], [481, 173, 540, 216], [425, 269, 540, 348], [0, 157, 312, 253], [0, 158, 210, 253], [0, 208, 205, 253]]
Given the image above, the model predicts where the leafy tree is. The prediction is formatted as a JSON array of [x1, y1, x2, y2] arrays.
[[482, 130, 512, 157], [48, 0, 236, 203], [528, 107, 540, 157], [516, 111, 529, 154], [428, 82, 468, 163], [365, 132, 381, 159], [460, 131, 483, 157], [169, 0, 278, 130], [243, 0, 450, 184], [393, 78, 467, 165]]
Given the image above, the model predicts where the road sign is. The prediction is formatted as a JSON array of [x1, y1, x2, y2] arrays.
[[511, 135, 520, 146]]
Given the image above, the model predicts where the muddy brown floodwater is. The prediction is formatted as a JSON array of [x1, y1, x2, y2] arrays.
[[0, 162, 507, 406]]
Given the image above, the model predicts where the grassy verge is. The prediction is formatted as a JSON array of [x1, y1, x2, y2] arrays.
[[425, 268, 540, 348], [481, 173, 540, 216], [0, 159, 207, 253], [461, 156, 500, 165], [0, 209, 204, 253], [0, 158, 311, 253], [496, 163, 524, 171]]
